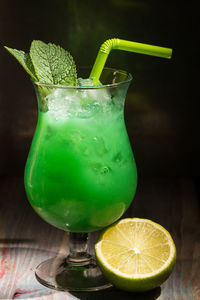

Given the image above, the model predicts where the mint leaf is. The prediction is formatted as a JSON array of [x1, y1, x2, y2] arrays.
[[4, 46, 37, 80], [30, 40, 77, 86]]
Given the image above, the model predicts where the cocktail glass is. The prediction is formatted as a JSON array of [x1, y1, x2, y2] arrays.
[[24, 67, 137, 291]]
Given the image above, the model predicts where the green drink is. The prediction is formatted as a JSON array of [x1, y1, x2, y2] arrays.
[[5, 39, 171, 291], [24, 70, 137, 233]]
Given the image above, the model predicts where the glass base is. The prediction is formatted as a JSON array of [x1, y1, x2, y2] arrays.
[[35, 256, 112, 292]]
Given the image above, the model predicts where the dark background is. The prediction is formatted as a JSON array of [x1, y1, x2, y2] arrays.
[[0, 3, 199, 298], [0, 0, 199, 180]]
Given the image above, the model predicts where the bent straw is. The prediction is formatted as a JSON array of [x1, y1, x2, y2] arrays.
[[90, 38, 172, 84]]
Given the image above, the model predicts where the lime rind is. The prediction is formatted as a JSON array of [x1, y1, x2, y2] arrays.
[[97, 258, 176, 292], [95, 218, 176, 292], [96, 218, 176, 278]]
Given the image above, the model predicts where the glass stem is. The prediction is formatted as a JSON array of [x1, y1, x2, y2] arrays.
[[67, 232, 92, 265]]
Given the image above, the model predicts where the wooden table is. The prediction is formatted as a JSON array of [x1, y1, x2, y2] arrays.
[[0, 176, 200, 299]]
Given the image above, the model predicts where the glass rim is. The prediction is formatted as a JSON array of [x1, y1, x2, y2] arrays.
[[32, 67, 133, 90]]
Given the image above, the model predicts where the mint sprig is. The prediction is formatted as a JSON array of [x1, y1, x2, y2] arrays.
[[30, 41, 77, 86], [4, 41, 77, 86]]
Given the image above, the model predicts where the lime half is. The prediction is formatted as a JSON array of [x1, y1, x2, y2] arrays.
[[95, 218, 176, 292]]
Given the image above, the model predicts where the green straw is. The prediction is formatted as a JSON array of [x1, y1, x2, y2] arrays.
[[89, 38, 172, 84]]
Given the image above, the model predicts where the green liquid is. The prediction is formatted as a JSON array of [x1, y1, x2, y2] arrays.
[[24, 100, 137, 232]]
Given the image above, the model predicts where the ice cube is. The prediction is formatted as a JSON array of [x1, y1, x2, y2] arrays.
[[46, 88, 81, 119], [77, 77, 97, 87], [77, 77, 112, 111], [44, 78, 113, 120]]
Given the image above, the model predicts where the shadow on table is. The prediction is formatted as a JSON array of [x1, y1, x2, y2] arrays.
[[71, 286, 161, 300]]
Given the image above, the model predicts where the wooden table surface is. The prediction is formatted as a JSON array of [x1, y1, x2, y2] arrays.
[[0, 176, 200, 300]]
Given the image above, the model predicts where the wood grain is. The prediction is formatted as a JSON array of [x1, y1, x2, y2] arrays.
[[0, 176, 200, 299]]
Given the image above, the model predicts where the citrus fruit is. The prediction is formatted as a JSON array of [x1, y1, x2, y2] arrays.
[[95, 218, 176, 292]]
